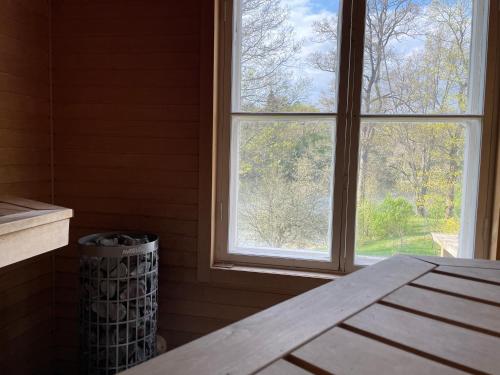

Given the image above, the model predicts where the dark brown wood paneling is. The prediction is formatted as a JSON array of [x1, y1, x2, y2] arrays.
[[51, 1, 205, 373], [51, 1, 325, 373], [0, 0, 53, 373]]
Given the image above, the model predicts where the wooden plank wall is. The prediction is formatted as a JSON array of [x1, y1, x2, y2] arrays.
[[0, 0, 54, 373], [51, 1, 326, 373]]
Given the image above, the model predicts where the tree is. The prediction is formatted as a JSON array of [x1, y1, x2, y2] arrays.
[[234, 0, 332, 250], [381, 0, 470, 218], [358, 0, 421, 203], [310, 1, 422, 204], [309, 15, 339, 111], [373, 196, 414, 242], [237, 120, 333, 249], [238, 0, 307, 111], [235, 0, 472, 251]]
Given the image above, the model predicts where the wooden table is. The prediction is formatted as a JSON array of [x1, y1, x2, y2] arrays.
[[124, 256, 500, 375]]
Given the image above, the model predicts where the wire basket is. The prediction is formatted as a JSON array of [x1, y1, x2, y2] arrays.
[[79, 232, 159, 375]]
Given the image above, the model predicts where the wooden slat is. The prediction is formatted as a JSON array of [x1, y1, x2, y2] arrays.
[[0, 219, 70, 269], [290, 327, 464, 375], [0, 0, 52, 373], [53, 69, 199, 89], [0, 196, 65, 210], [0, 200, 29, 213], [52, 2, 199, 20], [344, 303, 500, 374], [383, 285, 500, 334], [53, 17, 199, 38], [435, 265, 500, 284], [55, 166, 198, 189], [0, 207, 72, 235], [412, 272, 500, 305], [258, 360, 312, 375], [413, 255, 500, 270], [55, 133, 197, 155], [122, 256, 434, 375]]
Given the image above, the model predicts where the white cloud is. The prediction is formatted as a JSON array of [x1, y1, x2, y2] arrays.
[[284, 0, 339, 106]]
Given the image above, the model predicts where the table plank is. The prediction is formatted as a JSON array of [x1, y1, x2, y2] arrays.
[[412, 272, 500, 305], [290, 327, 465, 375], [344, 304, 500, 374], [412, 256, 500, 270], [435, 265, 500, 285], [122, 256, 435, 375], [258, 360, 312, 375], [383, 285, 500, 335]]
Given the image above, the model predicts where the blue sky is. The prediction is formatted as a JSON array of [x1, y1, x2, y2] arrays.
[[307, 0, 340, 12], [283, 0, 435, 107], [286, 0, 340, 107]]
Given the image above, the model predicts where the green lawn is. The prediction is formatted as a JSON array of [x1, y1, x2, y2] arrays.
[[356, 217, 441, 257]]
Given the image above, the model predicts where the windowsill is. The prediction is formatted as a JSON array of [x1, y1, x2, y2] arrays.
[[212, 263, 341, 280]]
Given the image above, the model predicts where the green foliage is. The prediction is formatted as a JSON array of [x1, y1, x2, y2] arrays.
[[357, 196, 414, 242], [356, 200, 377, 241], [237, 119, 334, 250], [441, 218, 460, 234], [236, 0, 470, 255], [372, 196, 414, 239], [425, 194, 447, 230]]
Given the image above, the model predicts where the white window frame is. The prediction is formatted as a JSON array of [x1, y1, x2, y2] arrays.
[[212, 0, 497, 274]]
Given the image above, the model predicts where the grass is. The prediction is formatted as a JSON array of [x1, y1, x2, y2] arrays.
[[356, 216, 442, 258]]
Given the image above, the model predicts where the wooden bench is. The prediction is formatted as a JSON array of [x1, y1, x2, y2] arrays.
[[124, 255, 500, 375], [0, 197, 72, 269], [431, 232, 459, 258]]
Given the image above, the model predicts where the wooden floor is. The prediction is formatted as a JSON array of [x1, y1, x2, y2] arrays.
[[123, 255, 500, 375]]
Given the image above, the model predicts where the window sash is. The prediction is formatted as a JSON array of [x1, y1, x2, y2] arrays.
[[224, 114, 339, 271], [214, 0, 495, 273], [353, 116, 482, 267]]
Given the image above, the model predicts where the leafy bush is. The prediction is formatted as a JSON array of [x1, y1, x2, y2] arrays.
[[356, 200, 377, 241], [372, 196, 414, 239]]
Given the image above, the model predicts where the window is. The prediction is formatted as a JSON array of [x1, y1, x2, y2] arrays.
[[214, 0, 493, 273]]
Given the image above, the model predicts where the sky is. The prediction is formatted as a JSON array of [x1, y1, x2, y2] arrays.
[[286, 0, 340, 107], [240, 0, 473, 108], [276, 0, 437, 107]]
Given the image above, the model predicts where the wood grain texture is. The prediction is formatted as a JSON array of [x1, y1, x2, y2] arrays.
[[435, 265, 500, 284], [344, 303, 500, 374], [290, 327, 464, 375], [49, 1, 327, 373], [258, 360, 312, 375], [383, 285, 500, 335], [121, 256, 433, 375], [412, 272, 500, 305], [0, 0, 53, 373], [0, 219, 69, 268], [413, 255, 500, 270]]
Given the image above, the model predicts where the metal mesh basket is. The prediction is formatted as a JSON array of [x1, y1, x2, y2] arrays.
[[79, 232, 159, 375]]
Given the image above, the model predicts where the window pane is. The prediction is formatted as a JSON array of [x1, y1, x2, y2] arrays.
[[361, 0, 488, 115], [232, 0, 341, 113], [230, 117, 336, 259], [355, 120, 480, 264]]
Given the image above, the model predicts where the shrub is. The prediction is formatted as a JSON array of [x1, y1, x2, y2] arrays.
[[373, 196, 414, 239]]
